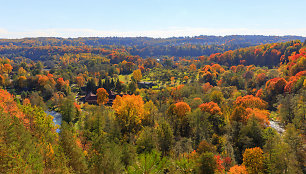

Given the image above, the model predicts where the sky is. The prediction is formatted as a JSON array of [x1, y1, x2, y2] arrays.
[[1, 0, 306, 38]]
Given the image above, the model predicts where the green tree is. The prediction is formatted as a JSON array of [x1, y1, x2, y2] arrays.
[[86, 78, 96, 93], [127, 150, 169, 174], [283, 124, 304, 173], [196, 152, 217, 174], [136, 127, 157, 154], [128, 80, 137, 94], [59, 95, 76, 123], [189, 109, 213, 147], [0, 112, 44, 173], [60, 122, 88, 174], [157, 121, 174, 156]]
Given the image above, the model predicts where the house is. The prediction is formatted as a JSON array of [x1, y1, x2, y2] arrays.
[[84, 91, 125, 106], [106, 91, 126, 106], [137, 82, 155, 89], [84, 92, 97, 105]]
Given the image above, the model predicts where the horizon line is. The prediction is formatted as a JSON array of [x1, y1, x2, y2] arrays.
[[1, 27, 306, 39], [1, 34, 306, 40]]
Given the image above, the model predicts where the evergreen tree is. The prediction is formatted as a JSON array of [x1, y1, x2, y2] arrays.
[[59, 95, 77, 123], [86, 78, 96, 93], [98, 78, 103, 88], [157, 121, 174, 156], [115, 78, 122, 93], [60, 122, 88, 174]]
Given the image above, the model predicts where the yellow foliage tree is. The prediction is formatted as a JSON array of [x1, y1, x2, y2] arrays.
[[132, 69, 142, 82], [243, 147, 264, 174], [112, 94, 144, 134], [76, 76, 85, 88], [18, 67, 27, 76]]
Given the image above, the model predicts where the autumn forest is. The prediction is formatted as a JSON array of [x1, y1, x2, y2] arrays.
[[0, 36, 305, 174]]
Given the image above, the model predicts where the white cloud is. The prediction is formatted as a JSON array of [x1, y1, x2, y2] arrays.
[[0, 27, 306, 38]]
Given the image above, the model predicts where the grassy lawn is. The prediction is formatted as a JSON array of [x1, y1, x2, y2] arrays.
[[118, 74, 131, 84]]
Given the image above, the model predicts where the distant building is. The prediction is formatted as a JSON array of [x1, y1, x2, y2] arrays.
[[137, 82, 155, 89], [106, 90, 116, 106], [84, 91, 125, 106], [84, 92, 97, 105]]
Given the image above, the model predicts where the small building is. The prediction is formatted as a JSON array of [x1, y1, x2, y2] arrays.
[[106, 91, 125, 106], [84, 92, 97, 105], [84, 91, 125, 106], [137, 82, 155, 89]]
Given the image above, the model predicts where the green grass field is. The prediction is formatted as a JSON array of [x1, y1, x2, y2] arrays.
[[118, 74, 131, 84]]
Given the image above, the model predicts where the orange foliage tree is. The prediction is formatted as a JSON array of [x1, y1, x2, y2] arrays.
[[230, 105, 248, 123], [96, 88, 109, 105], [228, 165, 248, 174], [38, 75, 49, 87], [190, 64, 197, 71], [199, 101, 224, 133], [235, 95, 267, 109], [245, 108, 269, 126], [202, 82, 213, 93], [171, 84, 184, 100], [3, 63, 13, 73], [168, 102, 191, 137], [0, 89, 28, 125], [233, 95, 269, 126], [255, 73, 267, 86], [199, 101, 222, 115], [174, 102, 191, 118], [0, 75, 5, 86], [183, 76, 189, 82]]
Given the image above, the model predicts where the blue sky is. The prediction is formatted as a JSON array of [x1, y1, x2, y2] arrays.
[[1, 0, 306, 38]]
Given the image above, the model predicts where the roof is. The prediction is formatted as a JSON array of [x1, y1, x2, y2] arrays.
[[138, 82, 154, 85], [85, 92, 97, 101]]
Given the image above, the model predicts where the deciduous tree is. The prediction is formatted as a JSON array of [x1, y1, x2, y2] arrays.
[[112, 95, 144, 135], [242, 147, 264, 174], [96, 88, 109, 105], [132, 69, 142, 82]]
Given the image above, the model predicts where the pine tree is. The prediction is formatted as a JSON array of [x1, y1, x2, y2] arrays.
[[86, 78, 96, 93], [115, 79, 122, 93]]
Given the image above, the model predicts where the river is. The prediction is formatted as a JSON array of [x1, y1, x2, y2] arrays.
[[269, 120, 285, 134], [45, 111, 62, 133]]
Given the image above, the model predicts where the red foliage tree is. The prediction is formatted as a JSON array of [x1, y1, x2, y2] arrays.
[[265, 77, 287, 95]]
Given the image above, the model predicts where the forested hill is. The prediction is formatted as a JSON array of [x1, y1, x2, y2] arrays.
[[1, 35, 305, 47], [0, 35, 305, 58]]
